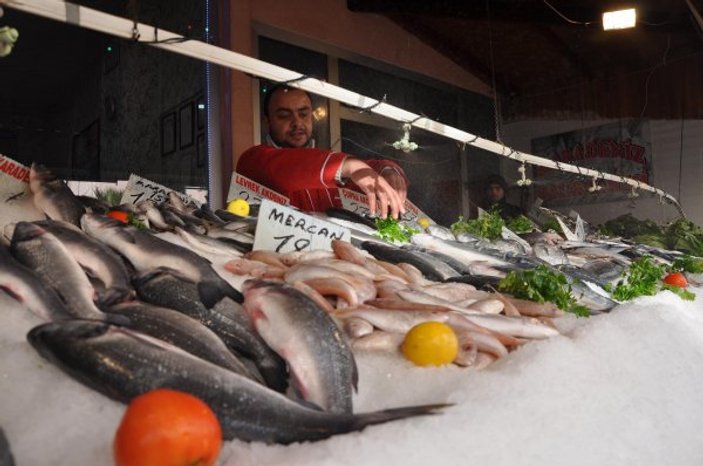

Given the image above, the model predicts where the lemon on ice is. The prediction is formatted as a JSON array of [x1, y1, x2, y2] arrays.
[[401, 321, 458, 367], [417, 217, 431, 229], [227, 198, 250, 217]]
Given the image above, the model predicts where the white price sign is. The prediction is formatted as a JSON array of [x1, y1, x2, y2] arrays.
[[120, 174, 198, 206], [338, 188, 436, 225], [254, 199, 350, 253], [227, 172, 289, 205], [0, 154, 30, 200]]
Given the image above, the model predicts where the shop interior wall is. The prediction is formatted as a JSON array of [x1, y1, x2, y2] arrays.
[[501, 119, 703, 227]]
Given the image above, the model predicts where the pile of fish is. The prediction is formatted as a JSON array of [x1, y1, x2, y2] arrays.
[[2, 164, 450, 444], [2, 163, 684, 447]]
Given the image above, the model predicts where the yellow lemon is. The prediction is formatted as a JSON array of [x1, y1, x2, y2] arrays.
[[401, 321, 458, 367], [417, 217, 431, 229], [226, 198, 250, 217]]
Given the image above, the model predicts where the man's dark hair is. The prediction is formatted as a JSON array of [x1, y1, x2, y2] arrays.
[[484, 173, 508, 191], [262, 83, 313, 118]]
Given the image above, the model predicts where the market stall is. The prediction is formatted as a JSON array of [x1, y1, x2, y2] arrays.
[[2, 2, 703, 466]]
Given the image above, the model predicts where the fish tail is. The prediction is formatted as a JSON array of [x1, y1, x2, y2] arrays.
[[350, 403, 451, 431]]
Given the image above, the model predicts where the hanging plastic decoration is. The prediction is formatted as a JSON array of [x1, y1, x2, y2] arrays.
[[516, 163, 532, 187], [587, 175, 603, 193], [0, 23, 19, 57], [391, 123, 419, 153]]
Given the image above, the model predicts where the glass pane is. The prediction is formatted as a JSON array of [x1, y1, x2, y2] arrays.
[[339, 59, 502, 222], [341, 119, 465, 225], [0, 0, 212, 194]]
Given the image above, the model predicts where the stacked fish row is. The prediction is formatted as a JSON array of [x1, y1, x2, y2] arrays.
[[224, 240, 561, 368], [2, 164, 447, 444]]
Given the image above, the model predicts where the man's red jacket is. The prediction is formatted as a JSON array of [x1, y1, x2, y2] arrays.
[[236, 145, 408, 212]]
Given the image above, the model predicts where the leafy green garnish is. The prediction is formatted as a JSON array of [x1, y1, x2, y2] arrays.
[[451, 208, 504, 240], [542, 218, 563, 235], [94, 187, 124, 207], [670, 255, 703, 274], [662, 284, 696, 301], [127, 212, 148, 230], [375, 216, 419, 244], [506, 215, 534, 234], [498, 265, 590, 317], [609, 256, 664, 301]]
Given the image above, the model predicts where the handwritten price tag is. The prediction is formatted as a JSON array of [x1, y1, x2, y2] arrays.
[[254, 199, 350, 253], [227, 172, 289, 205], [120, 174, 199, 206], [338, 188, 436, 225], [0, 154, 30, 200]]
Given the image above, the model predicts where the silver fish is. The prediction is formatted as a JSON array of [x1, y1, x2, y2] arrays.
[[29, 163, 85, 226], [81, 213, 243, 306], [28, 320, 446, 443], [108, 301, 262, 381], [361, 242, 460, 282], [133, 268, 287, 392], [410, 234, 511, 268], [10, 222, 103, 319], [34, 220, 132, 304], [243, 279, 358, 414], [0, 243, 72, 321]]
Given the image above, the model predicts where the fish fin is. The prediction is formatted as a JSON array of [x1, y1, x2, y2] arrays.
[[100, 312, 132, 327], [96, 288, 134, 308], [198, 280, 224, 309], [350, 403, 452, 431]]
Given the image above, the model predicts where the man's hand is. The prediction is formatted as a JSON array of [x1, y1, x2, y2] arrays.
[[342, 158, 406, 219], [380, 167, 408, 206]]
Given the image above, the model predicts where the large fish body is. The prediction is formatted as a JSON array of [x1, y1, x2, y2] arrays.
[[108, 301, 262, 380], [361, 242, 460, 282], [34, 220, 132, 304], [80, 213, 242, 306], [243, 279, 358, 414], [10, 222, 103, 319], [410, 234, 511, 268], [134, 268, 287, 392], [28, 320, 444, 444], [0, 244, 72, 321], [29, 163, 85, 226]]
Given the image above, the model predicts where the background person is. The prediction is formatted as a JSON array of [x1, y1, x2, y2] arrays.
[[236, 84, 409, 219], [481, 174, 523, 220]]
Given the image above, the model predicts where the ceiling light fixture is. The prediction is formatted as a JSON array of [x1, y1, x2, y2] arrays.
[[602, 8, 637, 30]]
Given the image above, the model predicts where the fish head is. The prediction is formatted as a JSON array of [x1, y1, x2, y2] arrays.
[[29, 163, 58, 193], [27, 320, 112, 356], [10, 221, 46, 244], [80, 213, 132, 244]]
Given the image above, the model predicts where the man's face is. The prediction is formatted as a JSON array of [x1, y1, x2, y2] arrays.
[[487, 183, 505, 203], [264, 88, 313, 148]]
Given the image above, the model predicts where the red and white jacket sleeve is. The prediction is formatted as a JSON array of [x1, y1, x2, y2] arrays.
[[236, 145, 409, 194]]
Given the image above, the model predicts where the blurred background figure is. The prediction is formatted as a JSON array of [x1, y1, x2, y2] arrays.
[[481, 174, 523, 220]]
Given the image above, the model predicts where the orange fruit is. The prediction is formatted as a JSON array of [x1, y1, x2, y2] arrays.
[[106, 210, 129, 224], [114, 389, 222, 466], [663, 272, 688, 288]]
